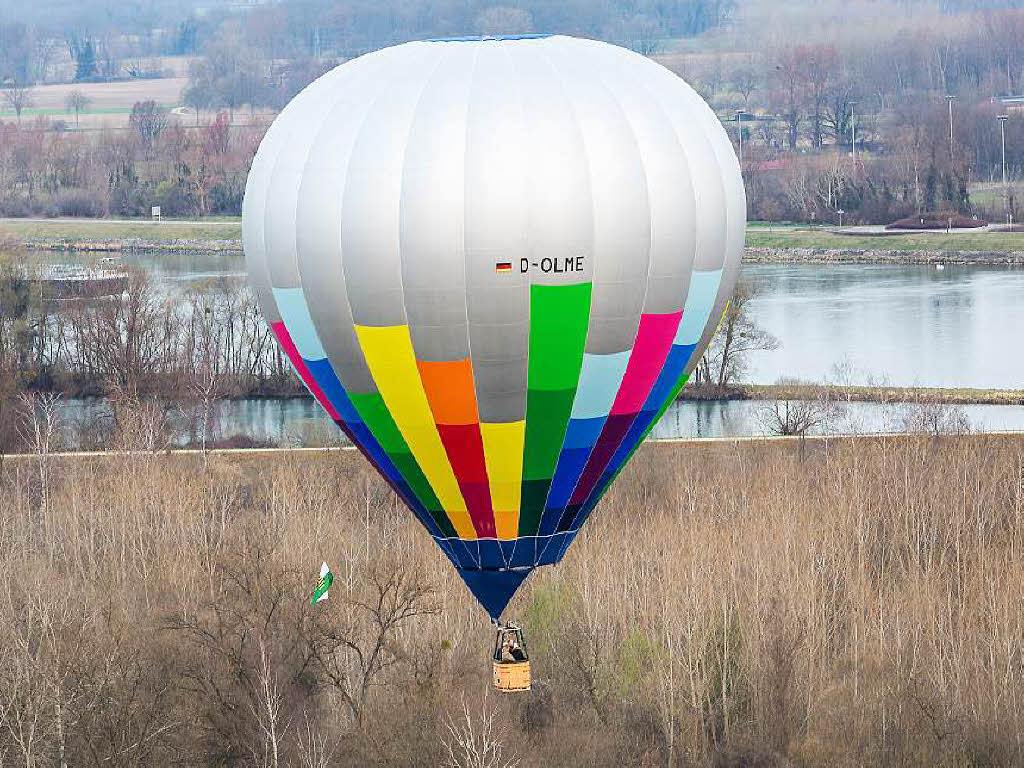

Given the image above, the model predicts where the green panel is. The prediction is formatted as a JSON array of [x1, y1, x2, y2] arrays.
[[349, 393, 408, 454], [526, 283, 592, 391], [521, 389, 576, 479], [519, 282, 592, 536], [348, 392, 456, 538]]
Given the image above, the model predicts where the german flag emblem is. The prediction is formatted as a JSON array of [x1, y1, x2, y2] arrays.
[[495, 261, 513, 273]]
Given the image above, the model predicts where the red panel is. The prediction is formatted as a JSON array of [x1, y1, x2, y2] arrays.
[[438, 424, 489, 482], [437, 422, 495, 536]]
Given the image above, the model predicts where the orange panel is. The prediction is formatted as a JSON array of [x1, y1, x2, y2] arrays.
[[417, 358, 479, 425]]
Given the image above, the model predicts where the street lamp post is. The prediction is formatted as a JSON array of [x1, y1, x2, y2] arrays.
[[946, 95, 956, 169], [998, 114, 1009, 225]]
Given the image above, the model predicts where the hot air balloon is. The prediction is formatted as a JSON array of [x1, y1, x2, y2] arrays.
[[243, 34, 744, 689]]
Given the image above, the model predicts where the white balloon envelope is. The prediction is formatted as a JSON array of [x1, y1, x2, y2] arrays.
[[243, 34, 745, 620]]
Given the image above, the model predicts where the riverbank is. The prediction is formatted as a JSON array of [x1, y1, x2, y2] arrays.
[[679, 383, 1024, 406], [4, 218, 1023, 261]]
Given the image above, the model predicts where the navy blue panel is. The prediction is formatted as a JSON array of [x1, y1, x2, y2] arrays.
[[555, 503, 582, 533], [457, 568, 533, 621], [451, 539, 481, 569], [498, 539, 519, 565], [478, 540, 506, 569], [536, 532, 571, 565], [508, 538, 540, 568], [553, 530, 579, 563]]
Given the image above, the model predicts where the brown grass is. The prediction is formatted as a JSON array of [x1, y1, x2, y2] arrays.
[[0, 428, 1021, 766]]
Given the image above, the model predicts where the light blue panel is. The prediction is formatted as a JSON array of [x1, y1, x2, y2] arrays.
[[674, 269, 722, 345], [569, 350, 631, 419], [272, 287, 327, 360]]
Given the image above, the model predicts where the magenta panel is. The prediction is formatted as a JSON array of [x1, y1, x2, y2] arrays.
[[609, 311, 683, 416]]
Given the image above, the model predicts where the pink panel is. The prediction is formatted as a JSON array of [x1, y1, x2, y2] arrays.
[[609, 311, 683, 416]]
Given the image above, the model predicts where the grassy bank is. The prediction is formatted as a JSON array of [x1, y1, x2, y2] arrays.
[[0, 216, 243, 242], [745, 227, 1024, 253], [4, 218, 1022, 254], [0, 432, 1021, 766], [685, 383, 1024, 406]]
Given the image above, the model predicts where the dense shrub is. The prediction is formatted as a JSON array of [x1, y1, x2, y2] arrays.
[[54, 187, 107, 217]]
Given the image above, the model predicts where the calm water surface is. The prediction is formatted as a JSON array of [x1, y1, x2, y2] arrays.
[[744, 263, 1024, 388], [23, 252, 1024, 444], [58, 396, 1024, 448]]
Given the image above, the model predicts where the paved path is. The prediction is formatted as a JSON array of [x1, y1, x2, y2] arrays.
[[2, 430, 1022, 461]]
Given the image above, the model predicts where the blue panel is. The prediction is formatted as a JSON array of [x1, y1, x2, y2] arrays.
[[456, 568, 532, 621], [306, 359, 362, 423], [498, 539, 519, 565], [645, 344, 695, 409], [551, 530, 578, 563], [452, 539, 481, 569], [561, 416, 607, 450], [479, 540, 506, 569], [537, 448, 592, 534]]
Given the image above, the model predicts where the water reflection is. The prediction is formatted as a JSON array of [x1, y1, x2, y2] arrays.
[[56, 396, 1024, 449]]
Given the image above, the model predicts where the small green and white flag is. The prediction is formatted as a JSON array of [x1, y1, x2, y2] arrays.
[[311, 562, 333, 605]]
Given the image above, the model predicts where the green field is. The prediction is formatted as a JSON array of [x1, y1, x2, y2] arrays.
[[0, 217, 243, 241], [746, 228, 1024, 253]]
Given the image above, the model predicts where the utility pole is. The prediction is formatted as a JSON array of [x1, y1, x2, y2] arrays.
[[946, 95, 956, 169], [734, 110, 744, 168], [998, 114, 1009, 225], [850, 100, 858, 175]]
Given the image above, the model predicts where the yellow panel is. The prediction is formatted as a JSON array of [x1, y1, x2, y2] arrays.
[[354, 325, 474, 538], [480, 421, 525, 539]]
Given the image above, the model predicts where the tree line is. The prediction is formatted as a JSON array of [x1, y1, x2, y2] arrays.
[[0, 108, 261, 218], [0, 264, 301, 451]]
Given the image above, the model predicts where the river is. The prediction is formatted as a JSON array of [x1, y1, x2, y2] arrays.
[[20, 251, 1024, 444]]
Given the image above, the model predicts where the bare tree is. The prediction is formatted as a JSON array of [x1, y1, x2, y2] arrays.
[[64, 90, 91, 128], [2, 82, 33, 125], [441, 693, 519, 768], [693, 282, 779, 391]]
